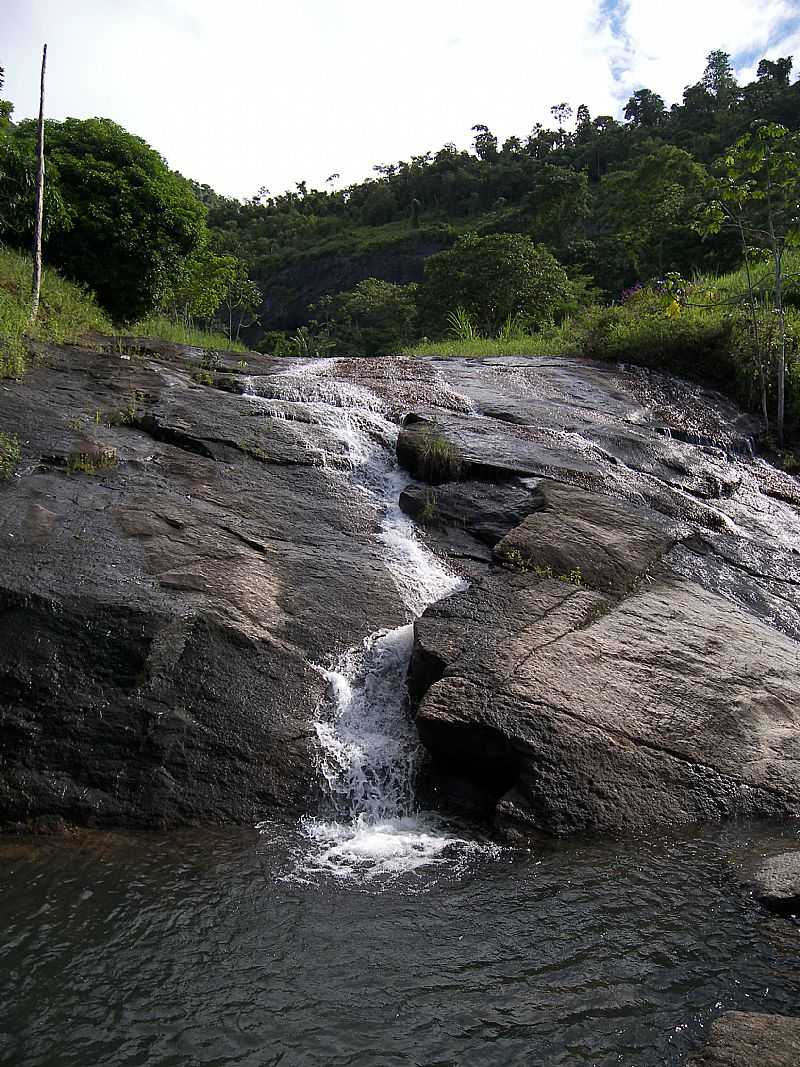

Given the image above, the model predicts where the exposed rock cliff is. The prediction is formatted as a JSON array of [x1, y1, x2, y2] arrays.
[[396, 356, 800, 837]]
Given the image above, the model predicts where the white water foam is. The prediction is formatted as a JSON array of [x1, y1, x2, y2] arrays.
[[251, 359, 496, 882]]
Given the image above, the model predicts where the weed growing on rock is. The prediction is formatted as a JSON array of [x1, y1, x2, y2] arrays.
[[419, 430, 462, 482], [498, 548, 583, 585], [0, 432, 21, 479], [417, 492, 440, 526], [66, 448, 118, 474], [193, 369, 214, 385]]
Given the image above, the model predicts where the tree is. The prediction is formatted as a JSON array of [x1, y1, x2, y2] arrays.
[[703, 50, 739, 110], [5, 117, 207, 322], [624, 89, 666, 127], [472, 125, 498, 162], [599, 146, 708, 277], [313, 278, 418, 355], [696, 123, 800, 444], [418, 233, 570, 336]]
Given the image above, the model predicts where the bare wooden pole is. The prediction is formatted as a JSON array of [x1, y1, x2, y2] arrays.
[[30, 43, 47, 324]]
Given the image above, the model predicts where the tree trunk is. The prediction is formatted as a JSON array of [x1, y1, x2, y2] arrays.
[[29, 43, 47, 325], [776, 249, 786, 448]]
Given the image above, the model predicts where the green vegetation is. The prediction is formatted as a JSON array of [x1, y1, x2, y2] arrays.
[[0, 246, 111, 376], [498, 548, 584, 585], [197, 50, 800, 331], [408, 320, 579, 358], [419, 234, 570, 336], [65, 448, 118, 474], [312, 278, 418, 356], [129, 316, 249, 353], [417, 431, 463, 483], [1, 117, 207, 322], [0, 430, 20, 479]]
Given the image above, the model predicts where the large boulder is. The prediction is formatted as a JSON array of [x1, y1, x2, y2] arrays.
[[412, 569, 800, 837], [686, 1012, 800, 1067], [748, 852, 800, 915]]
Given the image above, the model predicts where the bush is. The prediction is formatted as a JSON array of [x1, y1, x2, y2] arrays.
[[418, 233, 570, 337], [313, 278, 418, 356]]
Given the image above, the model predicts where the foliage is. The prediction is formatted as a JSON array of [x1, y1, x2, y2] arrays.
[[190, 48, 800, 333], [695, 122, 800, 441], [0, 430, 20, 479], [405, 319, 580, 358], [1, 117, 207, 322], [127, 315, 250, 353], [498, 548, 584, 585], [65, 448, 118, 475], [419, 233, 570, 336], [312, 278, 417, 355], [0, 245, 112, 377]]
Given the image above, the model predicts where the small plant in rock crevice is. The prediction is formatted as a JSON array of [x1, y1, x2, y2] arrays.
[[498, 547, 583, 586], [65, 448, 118, 474], [418, 430, 462, 483], [417, 491, 440, 526]]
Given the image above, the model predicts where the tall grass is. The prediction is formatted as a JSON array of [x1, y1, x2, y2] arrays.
[[0, 246, 112, 377], [405, 319, 580, 358], [129, 316, 250, 353]]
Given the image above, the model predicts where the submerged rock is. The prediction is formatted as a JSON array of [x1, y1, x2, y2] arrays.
[[686, 1012, 800, 1066]]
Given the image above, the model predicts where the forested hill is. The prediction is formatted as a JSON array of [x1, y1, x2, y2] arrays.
[[202, 50, 800, 333]]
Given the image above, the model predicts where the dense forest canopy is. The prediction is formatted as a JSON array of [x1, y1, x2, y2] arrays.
[[201, 49, 800, 318], [1, 48, 799, 339]]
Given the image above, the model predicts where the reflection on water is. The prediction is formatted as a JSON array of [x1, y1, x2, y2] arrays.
[[1, 820, 798, 1067]]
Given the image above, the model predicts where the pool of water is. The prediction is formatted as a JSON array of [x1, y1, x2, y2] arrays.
[[2, 819, 798, 1067]]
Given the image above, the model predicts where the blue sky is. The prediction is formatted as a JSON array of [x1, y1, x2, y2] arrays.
[[2, 0, 800, 200]]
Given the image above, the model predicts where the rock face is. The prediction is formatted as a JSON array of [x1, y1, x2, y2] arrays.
[[399, 357, 800, 837], [0, 341, 417, 829], [748, 852, 800, 915], [686, 1012, 800, 1067], [3, 346, 800, 837]]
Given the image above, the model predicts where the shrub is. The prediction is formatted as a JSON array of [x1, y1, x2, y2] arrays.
[[312, 278, 418, 356], [418, 233, 570, 337]]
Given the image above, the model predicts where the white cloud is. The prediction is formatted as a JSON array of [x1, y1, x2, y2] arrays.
[[1, 0, 798, 199]]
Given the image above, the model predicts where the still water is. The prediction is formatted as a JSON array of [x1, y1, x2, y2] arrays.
[[2, 820, 798, 1067]]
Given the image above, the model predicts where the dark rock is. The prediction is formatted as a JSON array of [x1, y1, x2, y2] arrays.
[[686, 1012, 800, 1067], [493, 479, 674, 593], [412, 570, 800, 838], [748, 851, 800, 915], [399, 478, 545, 564], [0, 343, 406, 829]]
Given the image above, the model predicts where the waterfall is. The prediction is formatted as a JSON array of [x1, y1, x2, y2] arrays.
[[250, 359, 492, 881]]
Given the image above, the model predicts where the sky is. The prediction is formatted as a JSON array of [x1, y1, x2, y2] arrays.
[[3, 0, 800, 201]]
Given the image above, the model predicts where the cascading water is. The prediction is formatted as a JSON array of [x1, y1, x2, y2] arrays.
[[249, 360, 495, 881]]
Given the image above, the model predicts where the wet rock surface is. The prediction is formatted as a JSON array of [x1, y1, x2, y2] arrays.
[[0, 342, 412, 829], [395, 357, 800, 837], [686, 1012, 800, 1066], [747, 851, 800, 915], [3, 347, 800, 836]]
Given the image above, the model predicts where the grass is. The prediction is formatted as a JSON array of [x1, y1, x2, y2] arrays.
[[128, 316, 250, 354], [405, 319, 580, 358], [0, 431, 20, 479], [66, 448, 118, 474], [0, 246, 113, 377]]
